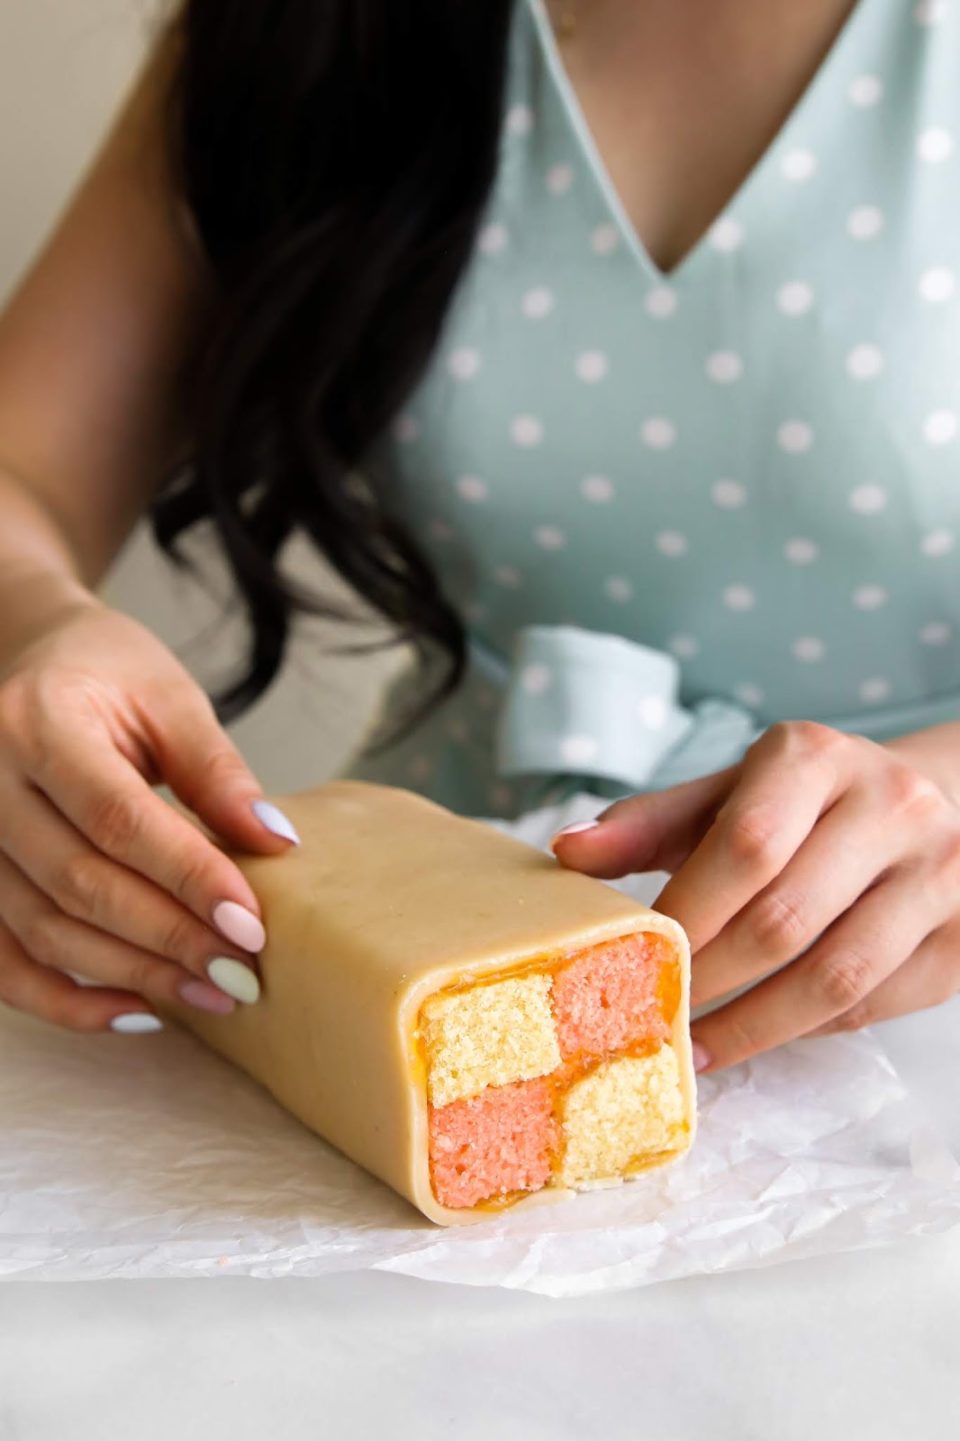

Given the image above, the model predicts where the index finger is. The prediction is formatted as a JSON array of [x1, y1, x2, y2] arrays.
[[28, 728, 264, 945], [654, 723, 844, 953], [690, 872, 926, 1069]]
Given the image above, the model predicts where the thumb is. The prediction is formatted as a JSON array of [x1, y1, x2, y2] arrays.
[[146, 688, 299, 853], [550, 765, 737, 878]]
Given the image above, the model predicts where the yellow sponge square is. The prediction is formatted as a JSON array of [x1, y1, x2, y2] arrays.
[[422, 973, 562, 1106], [559, 1046, 685, 1186]]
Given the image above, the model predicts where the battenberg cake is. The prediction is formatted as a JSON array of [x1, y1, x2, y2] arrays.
[[159, 782, 696, 1224]]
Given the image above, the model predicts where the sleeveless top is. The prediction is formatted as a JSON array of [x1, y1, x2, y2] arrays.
[[345, 0, 960, 819]]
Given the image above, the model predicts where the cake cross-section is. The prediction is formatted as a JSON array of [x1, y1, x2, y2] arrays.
[[421, 928, 688, 1210], [159, 782, 697, 1225]]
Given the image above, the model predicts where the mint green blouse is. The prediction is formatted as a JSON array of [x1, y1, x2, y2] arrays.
[[347, 0, 960, 819]]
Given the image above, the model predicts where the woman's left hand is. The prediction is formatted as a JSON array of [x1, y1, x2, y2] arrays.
[[551, 720, 960, 1072]]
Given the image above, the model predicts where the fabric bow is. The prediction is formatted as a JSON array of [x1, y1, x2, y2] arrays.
[[475, 625, 762, 793]]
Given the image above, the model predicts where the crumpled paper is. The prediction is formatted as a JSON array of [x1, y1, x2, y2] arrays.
[[2, 793, 959, 1296]]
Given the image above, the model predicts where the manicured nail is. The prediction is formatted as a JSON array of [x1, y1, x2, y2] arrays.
[[110, 1012, 164, 1035], [212, 899, 266, 952], [550, 819, 600, 847], [252, 799, 301, 845], [207, 957, 261, 1005], [179, 978, 237, 1015], [691, 1041, 712, 1073]]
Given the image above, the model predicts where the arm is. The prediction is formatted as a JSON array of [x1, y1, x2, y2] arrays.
[[0, 28, 297, 1036], [0, 21, 204, 637]]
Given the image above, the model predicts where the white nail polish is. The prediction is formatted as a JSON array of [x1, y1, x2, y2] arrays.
[[552, 819, 601, 840], [110, 1013, 164, 1035], [208, 957, 261, 1005], [252, 800, 301, 845]]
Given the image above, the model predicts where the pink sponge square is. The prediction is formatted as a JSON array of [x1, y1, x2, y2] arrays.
[[552, 932, 673, 1060], [428, 1078, 558, 1209]]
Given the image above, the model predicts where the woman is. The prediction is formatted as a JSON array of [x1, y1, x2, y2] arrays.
[[0, 0, 958, 1072]]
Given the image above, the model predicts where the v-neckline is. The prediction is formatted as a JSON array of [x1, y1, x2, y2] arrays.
[[523, 0, 874, 286]]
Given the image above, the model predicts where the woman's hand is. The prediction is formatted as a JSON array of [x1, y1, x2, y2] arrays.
[[551, 721, 960, 1072], [0, 596, 298, 1034]]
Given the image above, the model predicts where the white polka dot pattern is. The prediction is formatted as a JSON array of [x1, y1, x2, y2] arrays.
[[534, 524, 566, 550], [723, 584, 756, 611], [506, 104, 533, 136], [494, 565, 522, 589], [777, 421, 814, 453], [522, 286, 555, 318], [456, 475, 488, 503], [777, 281, 815, 315], [709, 217, 745, 251], [575, 350, 609, 382], [581, 474, 615, 503], [669, 635, 700, 659], [706, 351, 744, 383], [846, 344, 884, 379], [852, 585, 888, 610], [656, 530, 689, 557], [781, 148, 818, 182], [510, 415, 543, 447], [712, 479, 748, 508], [849, 75, 884, 107], [793, 637, 826, 663], [859, 677, 891, 704], [923, 410, 958, 445], [784, 538, 819, 565], [521, 662, 552, 695], [849, 485, 888, 515], [447, 348, 481, 380], [591, 223, 619, 255], [605, 576, 634, 603], [641, 418, 677, 449], [645, 286, 678, 318], [919, 266, 956, 301], [477, 221, 509, 255], [354, 0, 960, 819], [921, 528, 955, 556], [917, 127, 954, 163], [546, 163, 575, 194], [847, 205, 884, 239]]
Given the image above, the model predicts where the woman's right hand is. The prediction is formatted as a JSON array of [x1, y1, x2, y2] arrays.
[[0, 594, 298, 1035]]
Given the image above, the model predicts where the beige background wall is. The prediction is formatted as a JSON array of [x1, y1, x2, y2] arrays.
[[0, 0, 395, 792]]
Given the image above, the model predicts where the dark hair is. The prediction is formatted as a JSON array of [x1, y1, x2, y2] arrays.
[[152, 0, 514, 737]]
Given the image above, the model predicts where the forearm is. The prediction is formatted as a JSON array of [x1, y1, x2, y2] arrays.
[[0, 468, 102, 669]]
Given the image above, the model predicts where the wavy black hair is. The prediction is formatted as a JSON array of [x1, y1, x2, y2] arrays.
[[151, 0, 514, 739]]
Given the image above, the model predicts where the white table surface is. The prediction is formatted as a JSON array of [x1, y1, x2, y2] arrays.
[[1, 1000, 958, 1441]]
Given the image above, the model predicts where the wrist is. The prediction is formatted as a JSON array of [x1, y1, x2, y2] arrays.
[[0, 568, 102, 677], [883, 723, 960, 809]]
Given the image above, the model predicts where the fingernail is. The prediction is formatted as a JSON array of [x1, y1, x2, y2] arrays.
[[252, 799, 301, 845], [179, 978, 237, 1015], [212, 899, 266, 952], [207, 957, 261, 1005], [550, 819, 601, 847], [110, 1012, 164, 1035], [691, 1040, 712, 1073]]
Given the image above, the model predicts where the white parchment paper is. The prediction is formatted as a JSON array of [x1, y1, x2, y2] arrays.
[[1, 793, 958, 1296]]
